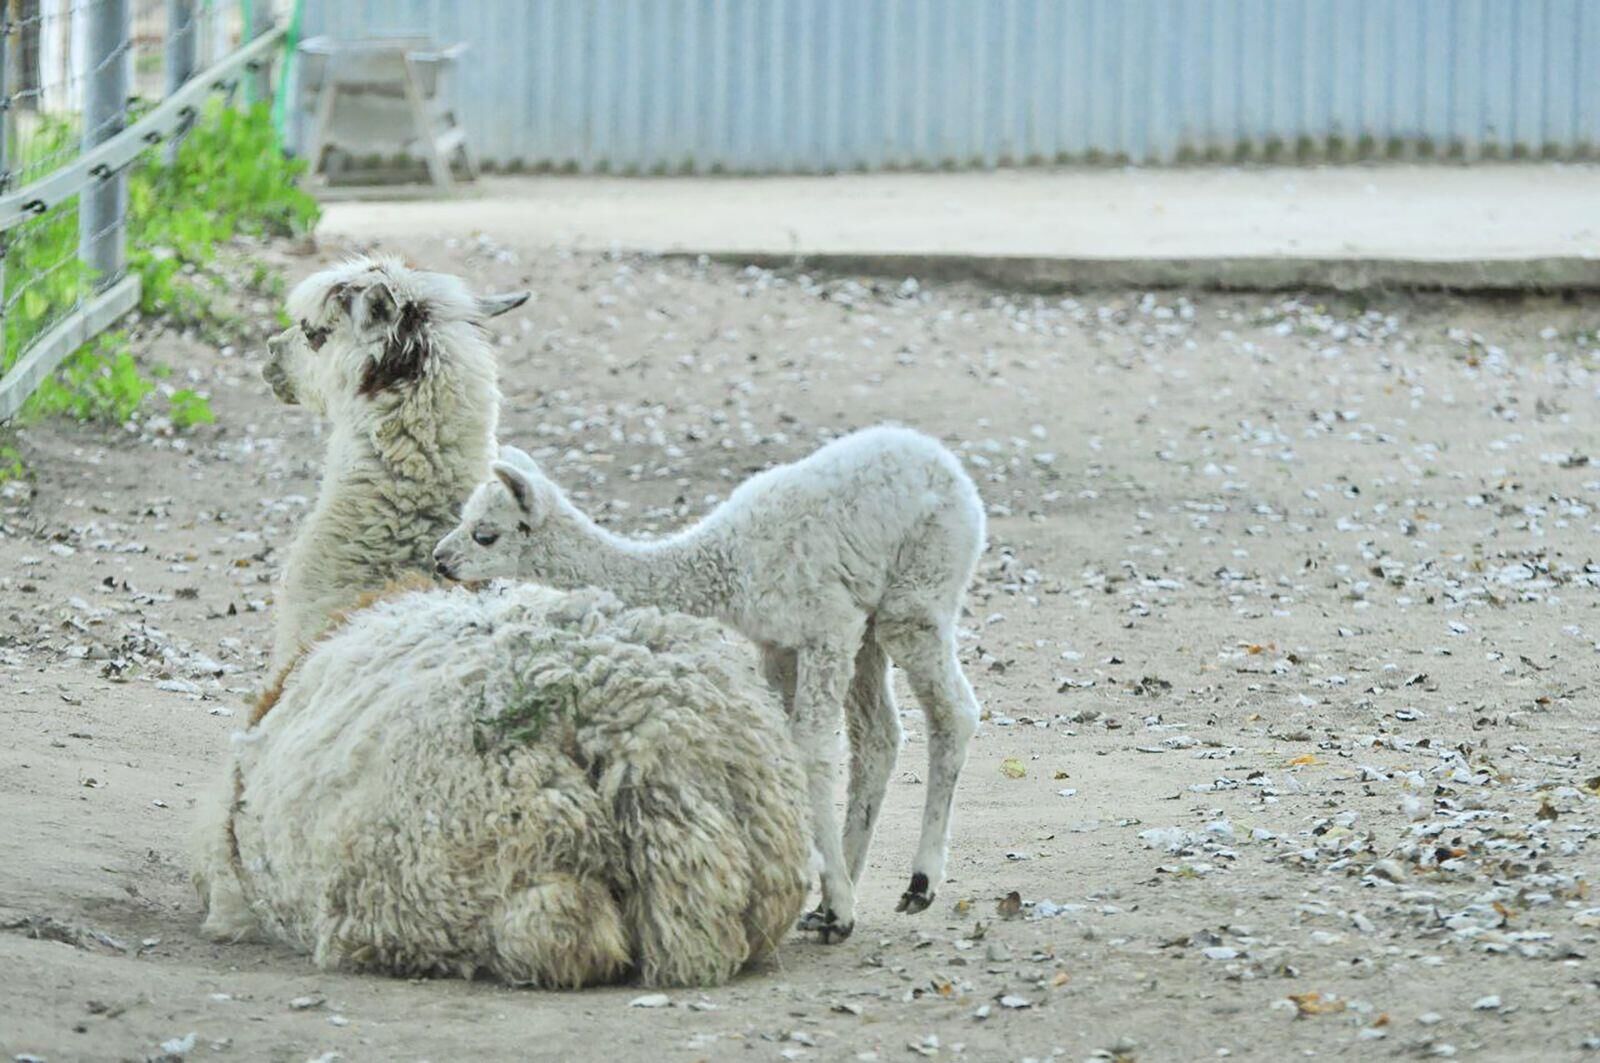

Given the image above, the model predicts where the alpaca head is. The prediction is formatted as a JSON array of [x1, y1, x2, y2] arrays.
[[433, 445, 564, 582], [263, 255, 528, 418]]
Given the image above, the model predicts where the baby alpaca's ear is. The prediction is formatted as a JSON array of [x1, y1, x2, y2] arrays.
[[492, 460, 539, 517], [496, 443, 537, 472]]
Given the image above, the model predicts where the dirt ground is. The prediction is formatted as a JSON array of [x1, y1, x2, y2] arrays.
[[2, 230, 1598, 1063]]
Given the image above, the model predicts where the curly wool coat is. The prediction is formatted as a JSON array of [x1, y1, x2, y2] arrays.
[[193, 583, 811, 988]]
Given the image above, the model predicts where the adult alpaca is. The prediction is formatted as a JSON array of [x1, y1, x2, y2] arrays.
[[193, 583, 811, 987], [262, 255, 528, 668]]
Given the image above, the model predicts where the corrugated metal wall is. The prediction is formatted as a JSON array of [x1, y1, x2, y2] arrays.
[[299, 0, 1600, 172]]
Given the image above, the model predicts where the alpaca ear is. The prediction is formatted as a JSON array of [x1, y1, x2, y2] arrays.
[[477, 290, 531, 318], [357, 290, 431, 397], [350, 281, 398, 333], [492, 460, 538, 516], [496, 443, 538, 475]]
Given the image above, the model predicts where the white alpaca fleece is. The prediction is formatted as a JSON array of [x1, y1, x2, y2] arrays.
[[192, 583, 811, 988], [435, 425, 987, 939], [263, 254, 528, 669]]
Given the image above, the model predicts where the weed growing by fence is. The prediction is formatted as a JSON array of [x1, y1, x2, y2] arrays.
[[5, 101, 319, 434], [28, 335, 153, 423], [129, 99, 320, 325]]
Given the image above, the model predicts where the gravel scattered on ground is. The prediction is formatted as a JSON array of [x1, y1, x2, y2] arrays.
[[2, 231, 1597, 1062]]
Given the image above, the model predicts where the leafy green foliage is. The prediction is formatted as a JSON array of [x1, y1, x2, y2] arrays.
[[0, 443, 25, 485], [167, 388, 216, 429], [2, 101, 319, 437], [26, 333, 154, 423], [128, 100, 319, 323]]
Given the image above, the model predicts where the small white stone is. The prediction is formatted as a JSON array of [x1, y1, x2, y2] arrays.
[[629, 993, 671, 1008]]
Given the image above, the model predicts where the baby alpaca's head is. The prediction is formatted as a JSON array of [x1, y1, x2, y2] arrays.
[[264, 255, 528, 417], [433, 446, 564, 582]]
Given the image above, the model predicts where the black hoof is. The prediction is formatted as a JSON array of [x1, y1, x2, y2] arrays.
[[896, 872, 933, 914], [797, 906, 854, 943], [896, 890, 934, 914]]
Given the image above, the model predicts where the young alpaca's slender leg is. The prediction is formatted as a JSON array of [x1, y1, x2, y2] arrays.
[[790, 639, 860, 942], [877, 614, 981, 915], [843, 623, 900, 884]]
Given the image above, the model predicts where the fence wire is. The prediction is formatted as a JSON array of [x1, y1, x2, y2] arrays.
[[1, 0, 137, 372], [0, 0, 271, 418]]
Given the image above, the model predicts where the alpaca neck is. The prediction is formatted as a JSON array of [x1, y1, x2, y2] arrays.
[[546, 509, 733, 619], [304, 398, 495, 570]]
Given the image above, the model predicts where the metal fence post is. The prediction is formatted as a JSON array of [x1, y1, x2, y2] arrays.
[[81, 0, 129, 288], [165, 0, 197, 164], [248, 0, 273, 103], [1, 3, 11, 357]]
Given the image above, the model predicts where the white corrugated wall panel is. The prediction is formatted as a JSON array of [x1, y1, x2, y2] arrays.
[[297, 0, 1600, 173]]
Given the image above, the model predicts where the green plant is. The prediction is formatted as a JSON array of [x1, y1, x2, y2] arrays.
[[128, 99, 319, 322], [167, 388, 215, 429], [0, 442, 25, 485], [27, 334, 153, 423], [4, 101, 319, 432]]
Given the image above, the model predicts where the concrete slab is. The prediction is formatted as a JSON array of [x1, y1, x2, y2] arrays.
[[319, 165, 1600, 290]]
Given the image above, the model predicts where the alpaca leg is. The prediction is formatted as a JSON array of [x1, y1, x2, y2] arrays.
[[878, 616, 980, 915], [490, 874, 631, 988], [790, 641, 858, 943], [843, 625, 900, 884], [613, 782, 758, 986], [192, 766, 260, 942]]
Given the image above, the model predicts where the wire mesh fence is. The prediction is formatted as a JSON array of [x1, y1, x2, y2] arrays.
[[0, 0, 278, 421]]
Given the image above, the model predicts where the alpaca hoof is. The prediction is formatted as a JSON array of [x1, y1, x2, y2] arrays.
[[895, 872, 934, 914], [895, 890, 934, 914], [797, 906, 854, 943]]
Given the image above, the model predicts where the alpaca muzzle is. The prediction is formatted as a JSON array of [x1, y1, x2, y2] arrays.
[[262, 360, 298, 405]]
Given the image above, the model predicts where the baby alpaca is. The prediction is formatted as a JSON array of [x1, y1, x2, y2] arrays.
[[263, 254, 528, 668], [193, 583, 811, 987], [435, 425, 986, 941]]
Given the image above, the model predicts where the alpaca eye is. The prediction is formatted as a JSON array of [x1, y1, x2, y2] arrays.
[[301, 319, 331, 351], [472, 528, 500, 547]]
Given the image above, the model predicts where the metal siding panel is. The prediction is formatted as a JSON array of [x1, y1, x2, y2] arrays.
[[968, 0, 987, 167], [1086, 0, 1111, 155], [1060, 0, 1089, 159], [1389, 0, 1418, 148], [1023, 0, 1047, 163], [882, 0, 902, 168], [299, 0, 1595, 173], [1449, 0, 1477, 157], [619, 0, 642, 173], [1116, 0, 1140, 161], [1421, 0, 1451, 151], [1512, 0, 1545, 153], [1541, 0, 1572, 150], [1481, 0, 1513, 154], [1582, 0, 1600, 150]]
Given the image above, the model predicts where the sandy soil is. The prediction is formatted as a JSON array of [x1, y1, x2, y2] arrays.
[[2, 232, 1598, 1063]]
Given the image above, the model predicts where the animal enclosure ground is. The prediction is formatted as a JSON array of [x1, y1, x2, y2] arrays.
[[2, 233, 1598, 1063]]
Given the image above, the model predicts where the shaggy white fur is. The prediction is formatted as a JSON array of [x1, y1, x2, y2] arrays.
[[263, 255, 528, 669], [192, 583, 811, 988], [435, 425, 986, 940]]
